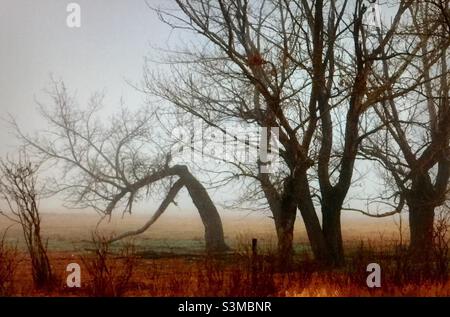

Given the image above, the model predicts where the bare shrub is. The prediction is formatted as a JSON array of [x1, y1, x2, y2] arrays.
[[195, 242, 278, 297], [345, 234, 449, 288], [0, 153, 54, 290], [0, 229, 18, 296], [432, 209, 450, 280], [82, 234, 137, 297]]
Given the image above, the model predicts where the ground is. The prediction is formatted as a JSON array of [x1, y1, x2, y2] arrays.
[[1, 212, 449, 296]]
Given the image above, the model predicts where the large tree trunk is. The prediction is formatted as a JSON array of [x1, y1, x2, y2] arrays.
[[407, 174, 437, 259], [109, 165, 229, 253], [408, 203, 435, 259], [274, 204, 296, 264], [322, 205, 344, 266], [272, 172, 331, 266], [297, 202, 330, 264], [177, 166, 230, 252], [297, 175, 331, 264], [274, 177, 301, 262]]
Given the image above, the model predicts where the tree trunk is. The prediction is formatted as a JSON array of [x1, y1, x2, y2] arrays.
[[109, 165, 229, 253], [408, 203, 435, 259], [297, 176, 331, 264], [178, 166, 230, 252], [407, 174, 437, 260], [322, 205, 344, 266], [274, 206, 296, 264], [297, 204, 331, 264]]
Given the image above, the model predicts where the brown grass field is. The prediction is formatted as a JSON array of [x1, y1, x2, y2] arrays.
[[1, 212, 449, 297]]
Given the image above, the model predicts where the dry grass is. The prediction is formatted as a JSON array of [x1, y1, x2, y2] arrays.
[[0, 213, 449, 297], [0, 230, 19, 296], [2, 244, 450, 297], [125, 238, 450, 297], [81, 234, 137, 297]]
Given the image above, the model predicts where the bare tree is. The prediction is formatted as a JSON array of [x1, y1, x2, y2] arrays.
[[359, 1, 450, 258], [148, 0, 416, 265], [13, 80, 229, 252], [0, 152, 54, 289]]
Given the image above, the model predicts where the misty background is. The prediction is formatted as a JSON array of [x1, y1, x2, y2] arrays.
[[0, 0, 393, 225]]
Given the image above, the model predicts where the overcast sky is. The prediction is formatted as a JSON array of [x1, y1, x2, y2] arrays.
[[0, 0, 201, 213], [0, 0, 176, 150], [0, 0, 391, 222]]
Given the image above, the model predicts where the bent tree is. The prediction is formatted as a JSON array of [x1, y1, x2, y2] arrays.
[[14, 81, 229, 252], [151, 0, 415, 265]]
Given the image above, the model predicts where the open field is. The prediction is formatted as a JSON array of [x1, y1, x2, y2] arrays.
[[5, 249, 450, 297], [0, 212, 407, 251], [2, 212, 449, 297]]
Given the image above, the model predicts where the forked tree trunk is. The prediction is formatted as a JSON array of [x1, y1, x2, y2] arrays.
[[297, 176, 331, 264]]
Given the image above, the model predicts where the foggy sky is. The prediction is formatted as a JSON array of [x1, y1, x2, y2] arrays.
[[0, 0, 195, 213], [0, 0, 175, 151], [0, 0, 388, 221]]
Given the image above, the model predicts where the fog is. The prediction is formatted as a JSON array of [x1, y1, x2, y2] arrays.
[[0, 0, 390, 218]]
